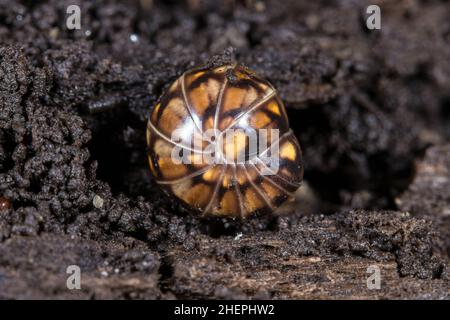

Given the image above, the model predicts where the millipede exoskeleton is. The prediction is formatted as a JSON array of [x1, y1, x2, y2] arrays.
[[146, 63, 303, 218]]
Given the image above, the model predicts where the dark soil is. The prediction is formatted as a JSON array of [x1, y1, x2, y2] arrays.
[[0, 0, 449, 299]]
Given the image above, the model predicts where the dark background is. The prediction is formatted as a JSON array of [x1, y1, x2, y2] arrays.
[[0, 0, 449, 299]]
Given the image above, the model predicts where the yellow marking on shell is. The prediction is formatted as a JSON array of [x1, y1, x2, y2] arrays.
[[236, 171, 247, 185], [236, 167, 250, 185], [153, 139, 189, 180], [171, 179, 192, 199], [218, 116, 234, 131], [157, 158, 188, 180], [186, 71, 206, 86], [202, 166, 222, 182], [222, 174, 231, 187], [261, 180, 281, 200], [267, 100, 281, 115], [154, 139, 172, 157], [188, 153, 207, 168], [257, 82, 269, 92], [250, 111, 271, 128], [222, 87, 246, 112], [189, 79, 220, 116], [204, 116, 214, 131], [183, 183, 212, 208], [146, 126, 152, 145], [243, 87, 257, 108], [222, 130, 247, 162], [222, 167, 235, 187], [168, 79, 179, 93], [280, 141, 296, 161], [151, 103, 161, 123], [207, 78, 221, 100], [189, 86, 209, 115], [217, 190, 239, 215], [244, 187, 266, 211], [159, 98, 188, 135]]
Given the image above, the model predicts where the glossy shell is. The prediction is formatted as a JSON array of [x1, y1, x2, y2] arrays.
[[147, 64, 303, 218]]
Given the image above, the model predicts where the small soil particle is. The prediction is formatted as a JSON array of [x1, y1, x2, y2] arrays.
[[0, 197, 11, 211]]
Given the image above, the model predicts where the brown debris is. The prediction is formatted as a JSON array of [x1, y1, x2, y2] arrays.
[[397, 145, 450, 256], [169, 211, 447, 299]]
